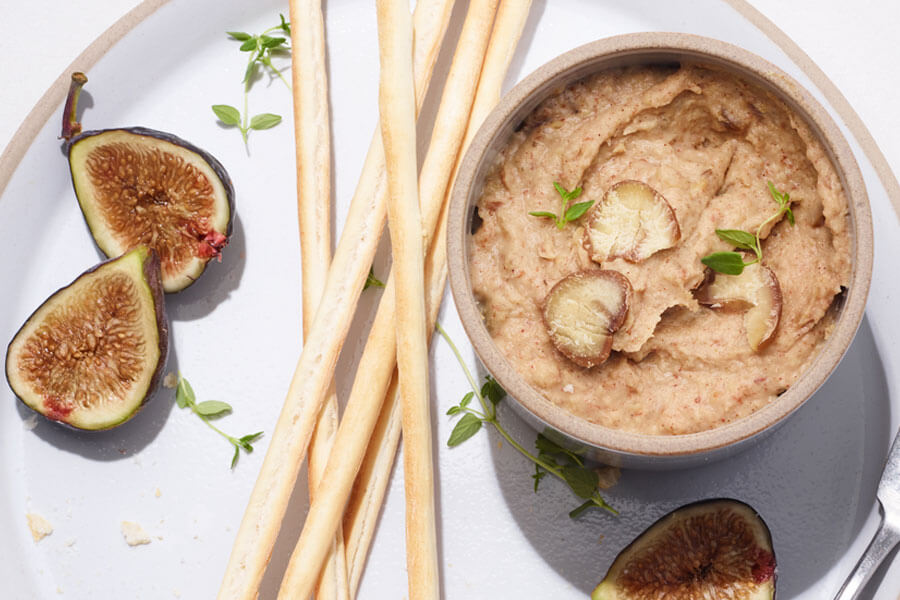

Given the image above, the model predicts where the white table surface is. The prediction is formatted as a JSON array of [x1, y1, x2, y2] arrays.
[[3, 2, 900, 599]]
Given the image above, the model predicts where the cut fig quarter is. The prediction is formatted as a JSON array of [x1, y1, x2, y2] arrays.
[[5, 246, 169, 431], [63, 73, 234, 293], [542, 270, 631, 368], [586, 180, 680, 263], [592, 499, 776, 600], [697, 263, 783, 351]]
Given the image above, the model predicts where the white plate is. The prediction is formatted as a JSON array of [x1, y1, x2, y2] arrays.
[[2, 1, 899, 598]]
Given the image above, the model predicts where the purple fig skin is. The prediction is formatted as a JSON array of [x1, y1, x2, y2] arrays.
[[591, 498, 776, 600], [5, 247, 170, 431]]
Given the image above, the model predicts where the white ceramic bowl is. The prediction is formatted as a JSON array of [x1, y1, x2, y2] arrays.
[[447, 33, 873, 469]]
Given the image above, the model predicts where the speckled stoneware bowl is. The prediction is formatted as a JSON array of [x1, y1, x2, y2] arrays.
[[447, 33, 873, 469]]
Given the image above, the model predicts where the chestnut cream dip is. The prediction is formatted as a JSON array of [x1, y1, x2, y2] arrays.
[[468, 64, 850, 435]]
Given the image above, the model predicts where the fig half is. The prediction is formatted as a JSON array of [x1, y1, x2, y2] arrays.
[[6, 246, 168, 430], [63, 73, 234, 293], [592, 499, 776, 600]]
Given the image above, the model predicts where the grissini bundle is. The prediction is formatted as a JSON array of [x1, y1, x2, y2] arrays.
[[288, 0, 349, 598], [217, 1, 454, 597], [276, 1, 500, 598], [341, 1, 534, 594]]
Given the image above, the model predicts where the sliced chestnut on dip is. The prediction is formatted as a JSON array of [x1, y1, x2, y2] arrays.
[[592, 499, 776, 600], [697, 262, 782, 351], [542, 270, 631, 368], [586, 180, 680, 263]]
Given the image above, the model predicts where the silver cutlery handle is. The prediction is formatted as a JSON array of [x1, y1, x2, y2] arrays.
[[834, 512, 900, 600]]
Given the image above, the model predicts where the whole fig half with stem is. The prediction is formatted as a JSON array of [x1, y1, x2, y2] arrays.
[[62, 72, 235, 293], [6, 246, 169, 430], [592, 499, 776, 600]]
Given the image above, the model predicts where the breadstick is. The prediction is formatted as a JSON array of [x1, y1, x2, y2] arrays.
[[276, 2, 500, 598], [375, 0, 437, 597], [288, 1, 349, 599], [216, 2, 454, 598], [342, 1, 533, 593]]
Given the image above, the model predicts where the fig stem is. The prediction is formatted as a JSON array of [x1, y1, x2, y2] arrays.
[[61, 72, 88, 141]]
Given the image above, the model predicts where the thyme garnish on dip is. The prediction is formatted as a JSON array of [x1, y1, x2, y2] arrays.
[[529, 182, 594, 230], [701, 182, 795, 275], [437, 323, 617, 518]]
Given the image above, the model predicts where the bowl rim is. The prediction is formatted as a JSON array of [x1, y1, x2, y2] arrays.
[[447, 32, 873, 459]]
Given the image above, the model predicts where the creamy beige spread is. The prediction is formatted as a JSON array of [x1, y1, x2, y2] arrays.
[[469, 64, 851, 435]]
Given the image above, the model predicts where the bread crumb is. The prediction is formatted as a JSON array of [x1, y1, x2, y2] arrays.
[[23, 415, 39, 431], [562, 384, 574, 393], [26, 513, 53, 542], [121, 521, 151, 546], [155, 488, 162, 498], [163, 372, 178, 389], [56, 586, 64, 595], [595, 465, 621, 490]]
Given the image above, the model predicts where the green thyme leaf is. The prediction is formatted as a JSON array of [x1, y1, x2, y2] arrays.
[[176, 376, 195, 408], [239, 38, 258, 52], [240, 432, 263, 445], [534, 433, 565, 456], [231, 446, 241, 469], [447, 413, 483, 447], [530, 182, 590, 229], [714, 229, 757, 251], [260, 35, 286, 48], [194, 400, 233, 417], [460, 391, 474, 409], [212, 104, 241, 126], [227, 31, 252, 41], [249, 113, 282, 130], [553, 181, 582, 203], [561, 465, 600, 499], [564, 200, 595, 222], [701, 251, 746, 275], [446, 406, 461, 416], [364, 266, 386, 290], [279, 14, 291, 34], [481, 376, 505, 406]]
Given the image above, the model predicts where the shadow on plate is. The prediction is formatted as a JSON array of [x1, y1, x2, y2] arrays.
[[16, 340, 182, 460], [166, 213, 247, 321], [486, 317, 890, 598]]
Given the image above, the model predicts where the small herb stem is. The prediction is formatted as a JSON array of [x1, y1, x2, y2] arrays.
[[436, 323, 582, 487], [488, 418, 564, 478], [192, 407, 236, 445], [436, 323, 485, 413], [267, 56, 292, 90]]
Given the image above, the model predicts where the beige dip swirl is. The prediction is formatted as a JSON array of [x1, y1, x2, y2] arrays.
[[468, 64, 851, 435]]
